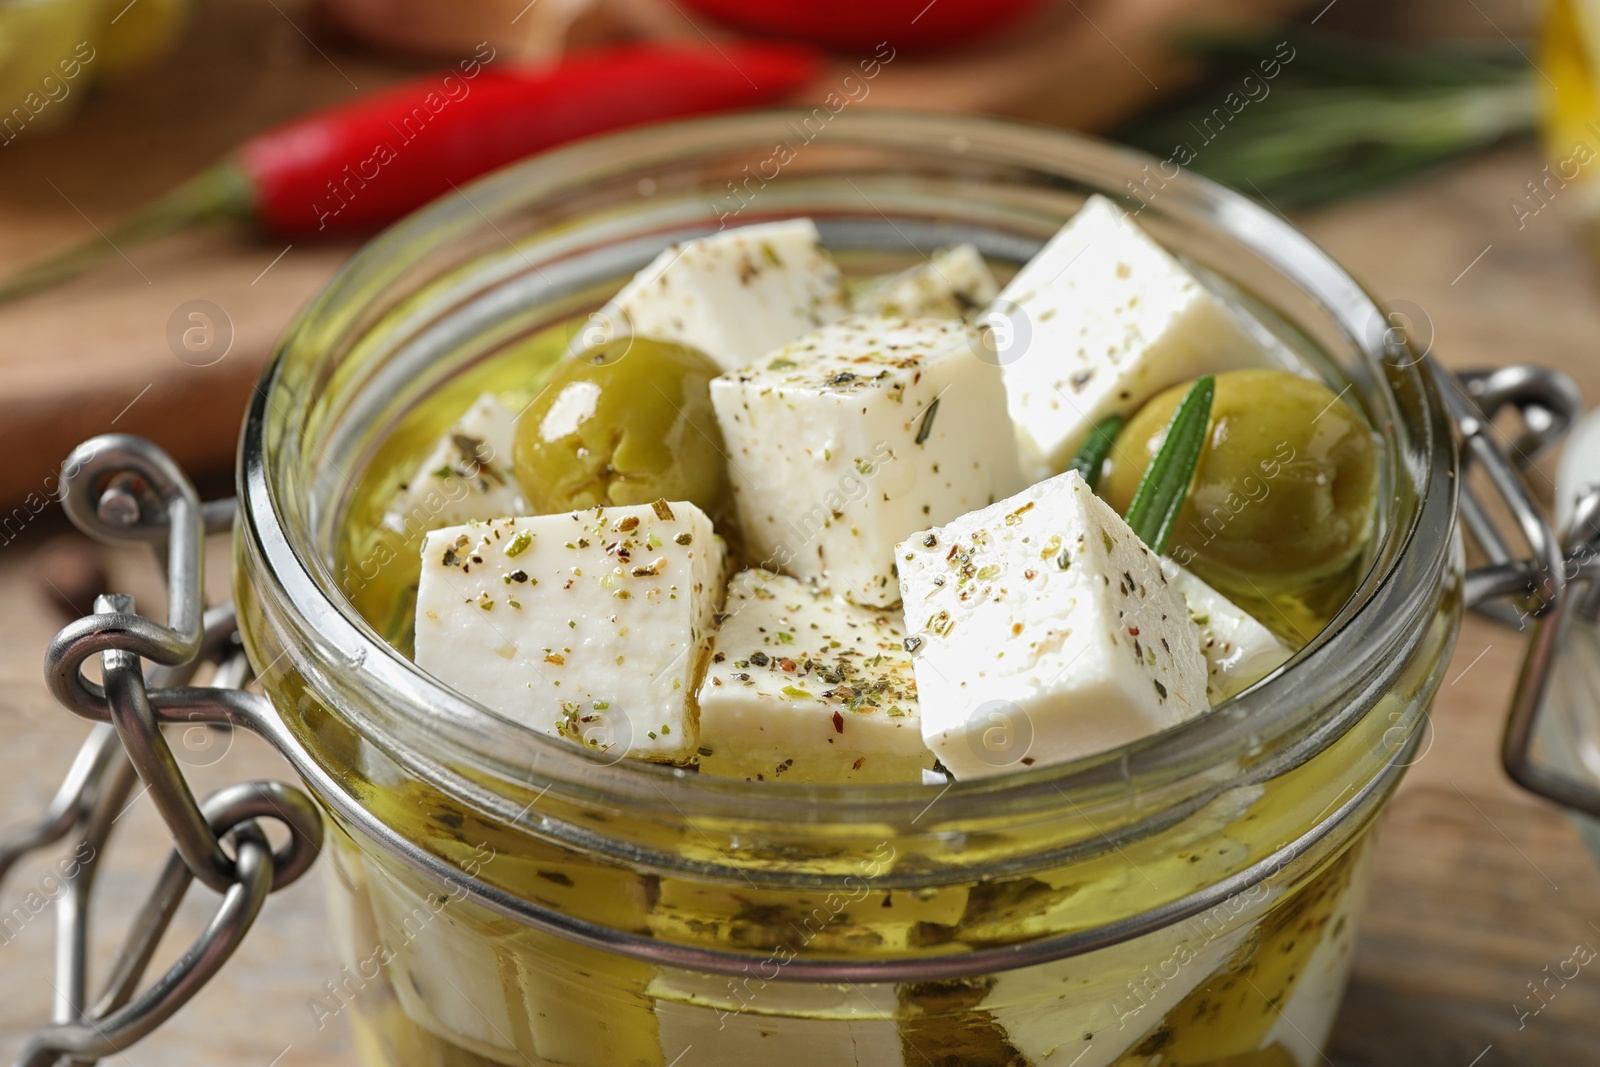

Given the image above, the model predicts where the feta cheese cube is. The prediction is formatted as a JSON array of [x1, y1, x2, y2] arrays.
[[651, 971, 904, 1067], [414, 502, 725, 762], [996, 195, 1269, 473], [1163, 559, 1289, 701], [601, 219, 847, 372], [365, 865, 524, 1059], [851, 243, 999, 322], [697, 570, 929, 783], [896, 470, 1208, 779], [710, 315, 1024, 607], [383, 393, 526, 536]]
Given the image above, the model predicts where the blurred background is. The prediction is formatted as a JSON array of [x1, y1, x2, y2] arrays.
[[3, 0, 1600, 1064], [0, 0, 1565, 512]]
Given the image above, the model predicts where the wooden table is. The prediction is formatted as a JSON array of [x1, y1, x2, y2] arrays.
[[1302, 146, 1600, 1066], [3, 7, 1599, 1067]]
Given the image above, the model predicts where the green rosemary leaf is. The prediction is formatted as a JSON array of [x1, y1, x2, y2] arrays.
[[1067, 413, 1125, 491], [1123, 376, 1214, 555], [1113, 31, 1535, 210], [1177, 31, 1526, 90]]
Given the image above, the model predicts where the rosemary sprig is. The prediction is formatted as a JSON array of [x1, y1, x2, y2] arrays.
[[1066, 413, 1124, 491], [1115, 31, 1536, 209], [1124, 376, 1214, 554]]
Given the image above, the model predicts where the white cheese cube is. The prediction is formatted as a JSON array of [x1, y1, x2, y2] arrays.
[[383, 393, 526, 536], [973, 786, 1270, 1065], [1163, 559, 1289, 701], [986, 876, 1271, 1067], [995, 195, 1269, 474], [365, 869, 523, 1060], [896, 470, 1208, 779], [1263, 839, 1372, 1063], [600, 219, 846, 372], [710, 315, 1024, 607], [851, 243, 999, 322], [414, 502, 725, 762], [697, 569, 929, 783], [651, 972, 903, 1067]]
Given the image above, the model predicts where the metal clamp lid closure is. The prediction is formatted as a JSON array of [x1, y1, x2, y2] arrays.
[[1442, 362, 1600, 819], [4, 435, 323, 1067]]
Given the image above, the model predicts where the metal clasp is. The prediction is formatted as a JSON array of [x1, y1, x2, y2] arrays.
[[2, 435, 323, 1067], [1445, 361, 1600, 820]]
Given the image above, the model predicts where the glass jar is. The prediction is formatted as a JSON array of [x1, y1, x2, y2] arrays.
[[232, 111, 1460, 1067]]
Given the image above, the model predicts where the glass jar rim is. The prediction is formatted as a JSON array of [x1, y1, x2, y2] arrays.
[[237, 109, 1457, 834]]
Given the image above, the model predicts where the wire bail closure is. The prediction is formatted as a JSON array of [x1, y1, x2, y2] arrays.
[[1438, 361, 1600, 819], [5, 435, 323, 1067], [4, 359, 1600, 1060]]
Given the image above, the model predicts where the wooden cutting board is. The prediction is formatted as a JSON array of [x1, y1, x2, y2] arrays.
[[0, 1, 404, 514], [0, 0, 1307, 511]]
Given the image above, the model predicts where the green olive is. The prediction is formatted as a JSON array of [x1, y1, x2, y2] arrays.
[[513, 337, 730, 518], [1102, 368, 1378, 596]]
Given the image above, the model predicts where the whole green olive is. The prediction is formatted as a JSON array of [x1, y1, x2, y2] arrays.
[[1102, 368, 1378, 596], [513, 337, 731, 518]]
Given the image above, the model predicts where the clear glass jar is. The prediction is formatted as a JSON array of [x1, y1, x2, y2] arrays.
[[232, 111, 1461, 1067]]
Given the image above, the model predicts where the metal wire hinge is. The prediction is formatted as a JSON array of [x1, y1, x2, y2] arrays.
[[1443, 362, 1600, 820], [1, 435, 322, 1067]]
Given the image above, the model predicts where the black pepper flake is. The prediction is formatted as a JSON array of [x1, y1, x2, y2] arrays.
[[442, 548, 463, 567], [904, 636, 923, 653], [509, 569, 529, 583], [749, 651, 770, 667], [1153, 679, 1168, 700], [923, 533, 938, 548]]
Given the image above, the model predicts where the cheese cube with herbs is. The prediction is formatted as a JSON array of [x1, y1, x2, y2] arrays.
[[414, 502, 725, 762], [697, 570, 929, 783], [383, 393, 526, 536], [897, 470, 1208, 779], [996, 195, 1268, 474], [851, 243, 999, 322], [603, 218, 847, 373], [710, 315, 1024, 607], [1164, 559, 1290, 701]]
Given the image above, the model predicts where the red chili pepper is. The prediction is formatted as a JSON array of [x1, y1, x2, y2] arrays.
[[1, 41, 821, 301], [679, 0, 1041, 53]]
